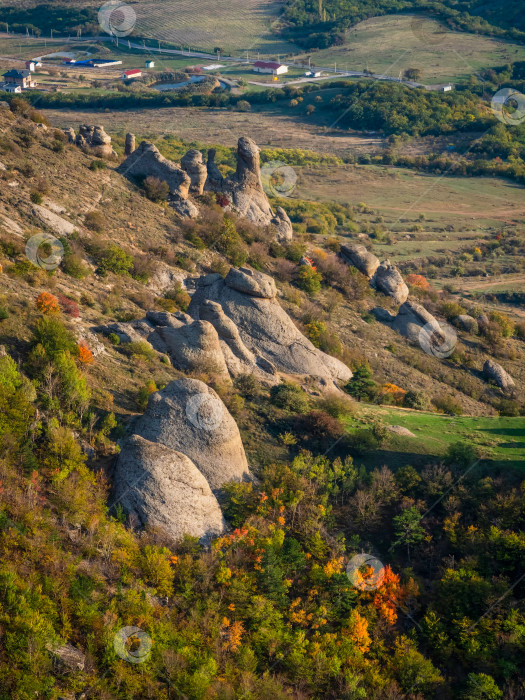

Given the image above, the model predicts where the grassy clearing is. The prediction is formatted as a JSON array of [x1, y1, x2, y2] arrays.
[[348, 406, 525, 469], [293, 14, 525, 84]]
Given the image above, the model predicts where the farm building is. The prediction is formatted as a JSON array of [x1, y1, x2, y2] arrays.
[[253, 61, 288, 75], [2, 69, 35, 89], [145, 60, 155, 68], [305, 70, 322, 78], [3, 84, 22, 93], [122, 69, 142, 80]]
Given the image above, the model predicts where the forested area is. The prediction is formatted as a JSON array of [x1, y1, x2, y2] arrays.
[[1, 312, 524, 698], [280, 0, 525, 49]]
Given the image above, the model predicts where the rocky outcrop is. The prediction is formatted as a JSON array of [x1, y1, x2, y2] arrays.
[[340, 244, 380, 278], [75, 125, 116, 159], [116, 135, 293, 238], [216, 137, 293, 241], [32, 205, 77, 236], [63, 126, 75, 144], [271, 206, 294, 243], [340, 247, 407, 304], [483, 359, 515, 394], [113, 434, 225, 542], [181, 149, 207, 195], [456, 314, 478, 334], [124, 132, 136, 156], [118, 141, 190, 197], [372, 260, 409, 305], [94, 267, 351, 387], [151, 320, 231, 381], [130, 378, 250, 491], [188, 267, 352, 385]]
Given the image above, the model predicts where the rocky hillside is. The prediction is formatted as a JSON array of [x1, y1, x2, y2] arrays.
[[1, 97, 525, 700]]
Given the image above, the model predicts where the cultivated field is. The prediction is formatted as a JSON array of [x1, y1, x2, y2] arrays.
[[130, 0, 294, 55], [294, 14, 525, 84]]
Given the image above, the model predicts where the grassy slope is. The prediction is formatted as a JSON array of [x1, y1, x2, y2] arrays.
[[293, 14, 525, 84], [348, 406, 525, 470]]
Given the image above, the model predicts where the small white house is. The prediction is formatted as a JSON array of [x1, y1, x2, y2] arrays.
[[441, 84, 453, 92], [253, 61, 288, 76], [4, 84, 22, 93], [26, 61, 36, 72], [145, 60, 155, 69]]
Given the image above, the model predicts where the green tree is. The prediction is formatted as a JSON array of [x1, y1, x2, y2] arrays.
[[344, 362, 375, 402], [392, 506, 426, 562], [462, 673, 502, 700]]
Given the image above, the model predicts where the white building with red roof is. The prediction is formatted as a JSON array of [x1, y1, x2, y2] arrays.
[[253, 61, 288, 76]]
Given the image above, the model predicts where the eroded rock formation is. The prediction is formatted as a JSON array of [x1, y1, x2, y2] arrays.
[[483, 359, 515, 394], [117, 135, 293, 239], [113, 378, 250, 541], [95, 267, 352, 387], [340, 244, 380, 278], [74, 125, 116, 159], [340, 246, 408, 304], [372, 260, 409, 305]]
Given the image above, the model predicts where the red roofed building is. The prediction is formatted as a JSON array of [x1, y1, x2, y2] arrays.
[[253, 61, 288, 76], [122, 69, 142, 80]]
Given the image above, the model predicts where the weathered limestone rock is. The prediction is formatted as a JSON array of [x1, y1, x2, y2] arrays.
[[181, 149, 207, 195], [205, 148, 224, 190], [188, 267, 352, 385], [212, 137, 293, 241], [483, 359, 515, 394], [271, 206, 293, 243], [75, 125, 116, 159], [225, 266, 276, 298], [32, 205, 77, 236], [113, 434, 226, 542], [151, 320, 231, 380], [145, 261, 186, 294], [340, 243, 380, 278], [118, 141, 191, 199], [387, 300, 441, 342], [372, 260, 409, 305], [386, 425, 416, 437], [131, 378, 250, 490], [63, 126, 75, 144], [47, 643, 85, 671], [124, 132, 136, 155], [456, 314, 478, 334]]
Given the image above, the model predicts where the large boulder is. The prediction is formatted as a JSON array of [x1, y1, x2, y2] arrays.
[[188, 267, 352, 385], [340, 244, 380, 278], [181, 149, 207, 195], [124, 132, 136, 155], [151, 319, 231, 380], [131, 378, 250, 490], [483, 359, 516, 394], [372, 260, 409, 305], [389, 300, 441, 343], [113, 434, 225, 542], [456, 314, 478, 334], [118, 141, 191, 199], [75, 125, 115, 159]]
